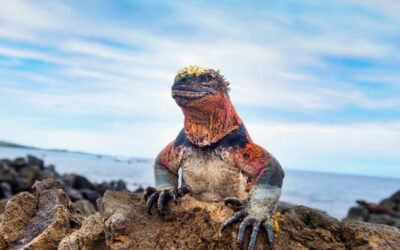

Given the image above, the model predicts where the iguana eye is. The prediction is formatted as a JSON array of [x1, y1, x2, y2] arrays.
[[200, 75, 211, 83], [180, 77, 187, 83]]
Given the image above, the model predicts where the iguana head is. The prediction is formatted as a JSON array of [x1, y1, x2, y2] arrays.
[[171, 65, 241, 147], [172, 65, 230, 108]]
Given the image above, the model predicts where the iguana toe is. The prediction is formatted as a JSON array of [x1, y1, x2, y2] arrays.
[[144, 185, 193, 215], [224, 197, 244, 210], [145, 192, 159, 215]]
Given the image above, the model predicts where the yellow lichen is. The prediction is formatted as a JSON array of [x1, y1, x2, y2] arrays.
[[273, 212, 280, 232]]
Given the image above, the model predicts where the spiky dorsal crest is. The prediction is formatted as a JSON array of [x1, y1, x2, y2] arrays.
[[174, 65, 230, 91]]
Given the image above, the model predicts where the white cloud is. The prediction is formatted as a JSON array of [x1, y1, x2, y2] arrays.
[[0, 0, 399, 178], [348, 0, 400, 20], [0, 0, 398, 117], [247, 122, 400, 158], [61, 40, 138, 62], [0, 46, 67, 64]]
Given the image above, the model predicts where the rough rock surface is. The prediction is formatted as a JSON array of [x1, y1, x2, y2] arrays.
[[97, 190, 400, 250], [74, 199, 96, 217], [1, 180, 400, 249], [59, 213, 107, 250], [0, 179, 84, 249], [0, 192, 37, 244]]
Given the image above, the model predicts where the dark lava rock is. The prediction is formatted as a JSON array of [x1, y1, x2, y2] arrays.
[[80, 188, 101, 209], [27, 155, 44, 169], [132, 186, 144, 193], [18, 165, 42, 183], [369, 214, 399, 227], [390, 191, 400, 203], [61, 174, 95, 190], [94, 182, 113, 196], [380, 198, 397, 211], [0, 159, 12, 166], [66, 187, 84, 202], [110, 180, 127, 191], [0, 155, 132, 213], [343, 206, 369, 222], [9, 157, 28, 171], [0, 182, 12, 199], [0, 161, 18, 183]]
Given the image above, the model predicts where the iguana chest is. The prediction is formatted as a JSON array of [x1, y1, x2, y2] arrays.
[[180, 147, 249, 202]]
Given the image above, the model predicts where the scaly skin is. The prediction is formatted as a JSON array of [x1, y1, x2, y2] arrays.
[[144, 65, 285, 249]]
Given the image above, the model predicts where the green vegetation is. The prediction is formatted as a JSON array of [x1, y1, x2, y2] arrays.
[[0, 141, 29, 148]]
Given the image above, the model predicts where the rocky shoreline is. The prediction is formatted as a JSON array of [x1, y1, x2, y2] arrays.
[[0, 155, 135, 216], [344, 190, 400, 228], [1, 156, 400, 249]]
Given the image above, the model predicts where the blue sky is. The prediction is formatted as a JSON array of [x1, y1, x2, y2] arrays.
[[0, 0, 399, 177]]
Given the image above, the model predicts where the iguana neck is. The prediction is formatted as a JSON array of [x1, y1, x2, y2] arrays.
[[182, 100, 241, 147]]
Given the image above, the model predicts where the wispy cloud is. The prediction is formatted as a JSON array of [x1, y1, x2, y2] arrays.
[[0, 0, 399, 176]]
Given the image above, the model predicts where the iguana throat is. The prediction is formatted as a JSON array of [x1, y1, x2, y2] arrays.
[[181, 94, 241, 147]]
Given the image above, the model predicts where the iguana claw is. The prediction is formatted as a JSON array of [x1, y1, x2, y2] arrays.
[[264, 221, 274, 248], [221, 197, 276, 250], [224, 197, 244, 210], [144, 185, 192, 215], [221, 210, 247, 231]]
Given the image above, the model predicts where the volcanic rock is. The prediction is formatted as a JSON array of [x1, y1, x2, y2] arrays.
[[0, 156, 128, 209], [1, 180, 400, 249], [58, 213, 107, 250], [0, 182, 12, 199], [27, 155, 44, 169], [61, 174, 96, 190], [97, 190, 400, 249], [0, 192, 37, 244], [0, 179, 84, 249], [9, 157, 27, 171], [74, 199, 96, 217]]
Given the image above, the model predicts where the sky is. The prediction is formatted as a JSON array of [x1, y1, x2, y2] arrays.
[[0, 0, 399, 177]]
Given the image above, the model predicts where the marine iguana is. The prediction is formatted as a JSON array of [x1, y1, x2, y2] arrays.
[[357, 200, 400, 218], [144, 65, 285, 249]]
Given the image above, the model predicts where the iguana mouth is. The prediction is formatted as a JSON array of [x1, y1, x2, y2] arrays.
[[172, 90, 209, 99]]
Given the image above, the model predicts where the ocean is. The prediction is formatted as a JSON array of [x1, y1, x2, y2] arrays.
[[1, 146, 399, 219]]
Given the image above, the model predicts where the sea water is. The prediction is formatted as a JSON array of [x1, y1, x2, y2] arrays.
[[1, 146, 399, 219]]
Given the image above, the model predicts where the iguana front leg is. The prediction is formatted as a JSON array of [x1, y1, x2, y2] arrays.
[[144, 144, 192, 215], [222, 157, 284, 249]]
